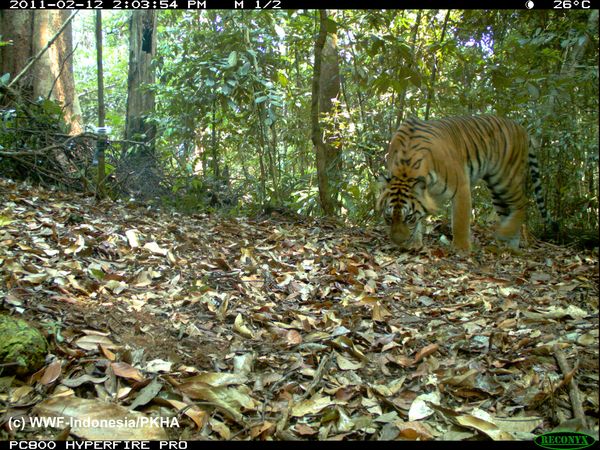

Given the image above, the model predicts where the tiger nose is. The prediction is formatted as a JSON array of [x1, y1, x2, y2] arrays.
[[391, 233, 410, 248], [390, 223, 411, 247]]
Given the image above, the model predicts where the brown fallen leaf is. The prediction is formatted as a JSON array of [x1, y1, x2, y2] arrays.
[[336, 353, 363, 371], [74, 335, 118, 351], [110, 362, 145, 382], [294, 423, 318, 436], [372, 303, 392, 321], [408, 391, 441, 421], [397, 421, 435, 440], [454, 412, 515, 440], [250, 421, 275, 439], [413, 343, 440, 364], [210, 417, 231, 439], [179, 372, 248, 387], [290, 394, 334, 417], [99, 344, 116, 361], [161, 399, 208, 429], [176, 383, 257, 423], [234, 314, 255, 339], [40, 360, 62, 386], [286, 329, 303, 346], [143, 241, 168, 256]]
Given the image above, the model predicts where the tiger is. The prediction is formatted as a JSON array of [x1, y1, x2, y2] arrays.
[[376, 115, 555, 253]]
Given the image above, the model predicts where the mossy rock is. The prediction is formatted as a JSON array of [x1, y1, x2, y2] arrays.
[[0, 314, 48, 376]]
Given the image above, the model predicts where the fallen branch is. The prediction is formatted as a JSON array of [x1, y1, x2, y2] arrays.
[[300, 352, 331, 401], [0, 132, 97, 157], [553, 343, 588, 429], [0, 131, 150, 158]]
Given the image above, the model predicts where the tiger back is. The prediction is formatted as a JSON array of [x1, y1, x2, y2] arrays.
[[377, 115, 553, 252]]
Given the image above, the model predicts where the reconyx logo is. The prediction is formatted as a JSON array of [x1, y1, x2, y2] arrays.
[[534, 431, 597, 450]]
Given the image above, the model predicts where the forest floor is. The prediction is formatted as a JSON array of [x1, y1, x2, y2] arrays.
[[0, 177, 598, 441]]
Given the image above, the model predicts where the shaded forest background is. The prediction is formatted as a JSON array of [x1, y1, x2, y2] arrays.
[[0, 9, 598, 244]]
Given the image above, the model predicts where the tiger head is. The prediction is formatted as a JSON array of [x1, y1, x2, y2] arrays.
[[377, 136, 437, 250]]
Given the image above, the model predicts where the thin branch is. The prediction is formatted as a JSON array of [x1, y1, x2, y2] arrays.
[[553, 344, 588, 429], [77, 84, 117, 99]]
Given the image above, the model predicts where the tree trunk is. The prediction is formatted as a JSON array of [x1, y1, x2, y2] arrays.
[[95, 10, 107, 198], [124, 10, 158, 198], [268, 123, 281, 203], [32, 11, 82, 134], [0, 10, 81, 134], [257, 131, 267, 204], [96, 11, 105, 129], [210, 99, 219, 178], [311, 10, 341, 217], [0, 11, 34, 98], [125, 10, 156, 143]]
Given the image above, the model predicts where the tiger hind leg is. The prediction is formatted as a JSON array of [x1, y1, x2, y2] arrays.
[[495, 209, 526, 248], [489, 187, 527, 249]]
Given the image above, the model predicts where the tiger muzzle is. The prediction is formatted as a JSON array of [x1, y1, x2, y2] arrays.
[[390, 221, 422, 250]]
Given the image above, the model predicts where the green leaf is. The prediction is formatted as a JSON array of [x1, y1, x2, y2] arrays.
[[41, 99, 62, 116], [227, 51, 238, 68], [277, 70, 288, 88], [526, 83, 540, 99], [396, 42, 413, 60], [324, 18, 338, 34], [255, 96, 268, 104], [0, 73, 10, 86], [0, 215, 14, 226], [238, 62, 251, 76]]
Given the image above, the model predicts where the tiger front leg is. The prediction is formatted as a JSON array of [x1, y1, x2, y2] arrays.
[[451, 185, 472, 252]]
